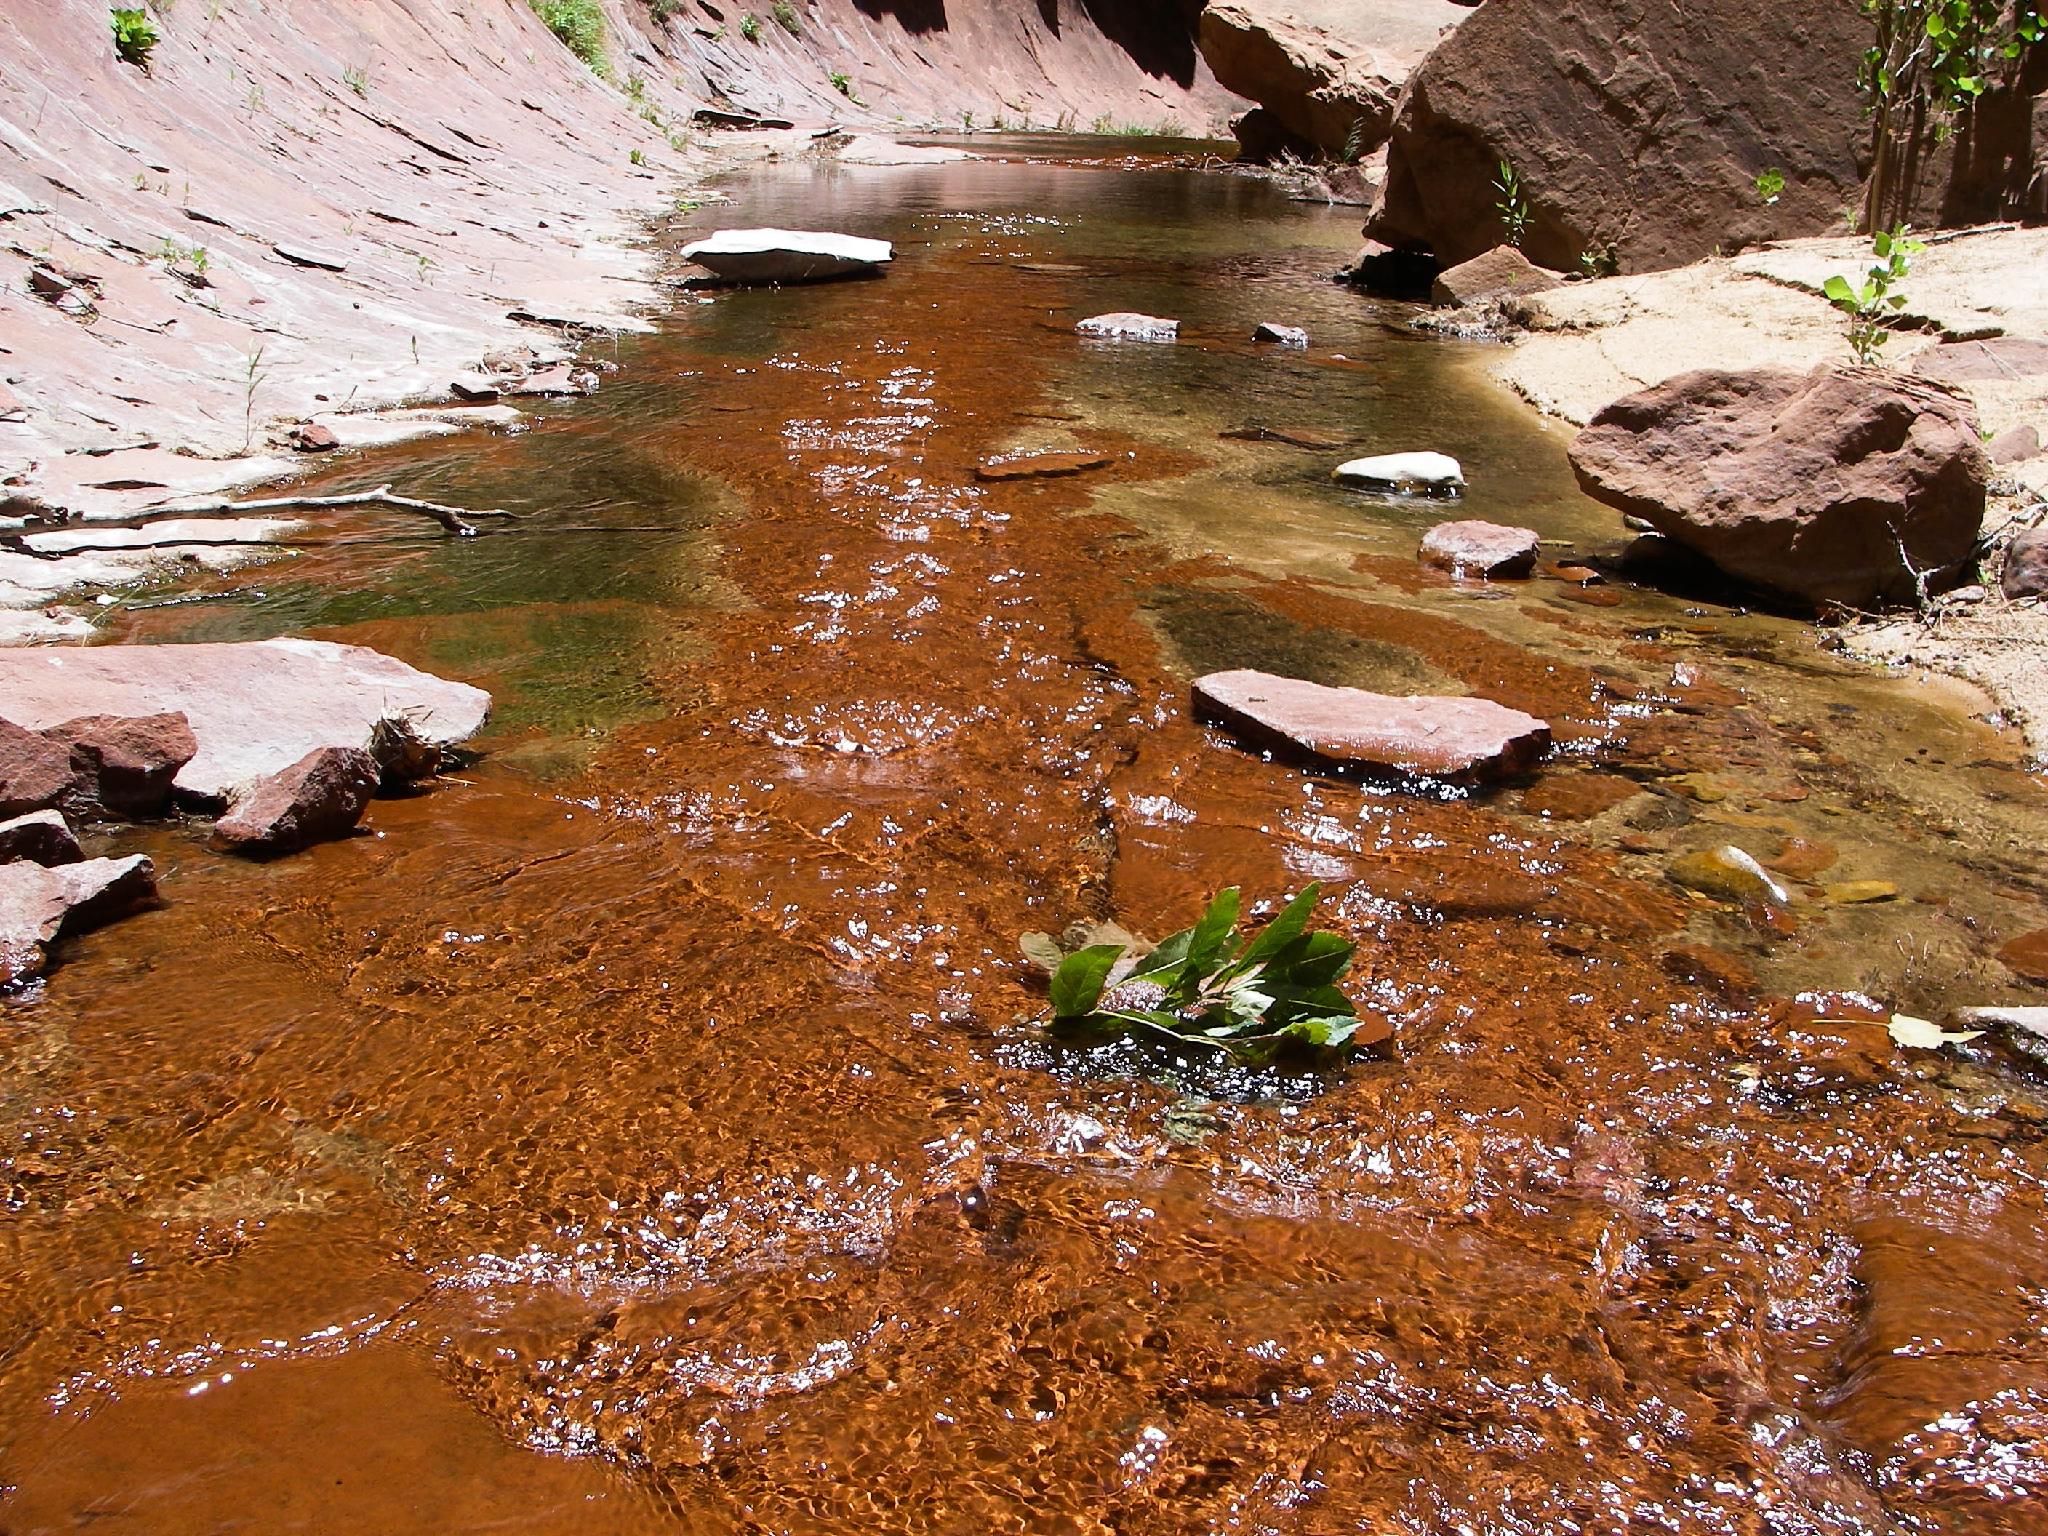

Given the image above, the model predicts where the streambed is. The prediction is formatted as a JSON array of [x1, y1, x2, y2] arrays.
[[3, 144, 2047, 1534]]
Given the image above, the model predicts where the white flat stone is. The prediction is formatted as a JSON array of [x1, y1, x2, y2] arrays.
[[680, 228, 893, 285], [1333, 451, 1466, 496], [1077, 312, 1179, 342]]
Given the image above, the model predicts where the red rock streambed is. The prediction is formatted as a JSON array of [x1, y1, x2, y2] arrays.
[[3, 152, 2047, 1534]]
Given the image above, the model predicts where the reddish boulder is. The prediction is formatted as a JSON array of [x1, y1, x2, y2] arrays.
[[0, 854, 156, 985], [1192, 669, 1549, 784], [0, 810, 82, 867], [2002, 528, 2048, 600], [1988, 424, 2042, 466], [212, 746, 380, 857], [1568, 366, 1990, 608], [44, 712, 198, 818], [0, 719, 81, 817], [1430, 246, 1559, 308], [1419, 519, 1540, 578]]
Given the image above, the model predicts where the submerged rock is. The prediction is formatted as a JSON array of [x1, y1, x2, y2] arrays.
[[1192, 669, 1549, 784], [0, 640, 489, 805], [1077, 312, 1179, 342], [1999, 928, 2048, 984], [1419, 519, 1539, 578], [973, 452, 1112, 482], [1667, 845, 1790, 907], [1569, 366, 1989, 609], [1253, 322, 1309, 347], [680, 228, 893, 285], [1333, 451, 1465, 496], [0, 810, 81, 867], [213, 746, 381, 858], [0, 854, 156, 985], [1825, 880, 1899, 905]]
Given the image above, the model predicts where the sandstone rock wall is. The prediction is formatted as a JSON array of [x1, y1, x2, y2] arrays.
[[1366, 0, 2046, 274]]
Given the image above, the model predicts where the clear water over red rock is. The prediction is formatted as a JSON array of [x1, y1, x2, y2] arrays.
[[4, 149, 2048, 1534]]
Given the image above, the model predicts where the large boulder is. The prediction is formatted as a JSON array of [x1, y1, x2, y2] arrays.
[[1568, 366, 1991, 609], [1366, 0, 2043, 273], [679, 229, 892, 285], [1192, 669, 1550, 785], [0, 854, 156, 986], [0, 640, 490, 806], [1197, 0, 1469, 160], [212, 746, 381, 858], [0, 719, 80, 818]]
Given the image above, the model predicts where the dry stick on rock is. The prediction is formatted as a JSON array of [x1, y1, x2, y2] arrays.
[[153, 483, 522, 537]]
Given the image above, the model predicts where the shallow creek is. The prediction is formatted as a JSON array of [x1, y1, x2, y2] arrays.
[[5, 145, 2048, 1534]]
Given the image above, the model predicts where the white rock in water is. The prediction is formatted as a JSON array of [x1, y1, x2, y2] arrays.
[[680, 228, 893, 284], [1253, 322, 1309, 347], [1333, 452, 1466, 496], [1953, 1006, 2048, 1041], [1077, 312, 1179, 342]]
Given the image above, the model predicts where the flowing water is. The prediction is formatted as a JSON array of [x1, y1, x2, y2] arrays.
[[5, 145, 2048, 1535]]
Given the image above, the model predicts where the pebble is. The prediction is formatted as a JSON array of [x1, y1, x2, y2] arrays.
[[1825, 880, 1899, 904], [1667, 845, 1791, 907]]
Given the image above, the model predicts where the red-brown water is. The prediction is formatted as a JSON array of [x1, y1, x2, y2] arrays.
[[5, 150, 2048, 1535]]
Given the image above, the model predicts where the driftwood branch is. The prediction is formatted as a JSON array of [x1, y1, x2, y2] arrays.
[[153, 483, 522, 537]]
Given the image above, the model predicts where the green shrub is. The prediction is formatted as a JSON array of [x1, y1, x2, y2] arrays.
[[1025, 883, 1371, 1066], [739, 12, 761, 39], [111, 7, 158, 69], [530, 0, 610, 77], [1824, 223, 1923, 365], [829, 69, 852, 96], [772, 0, 801, 34]]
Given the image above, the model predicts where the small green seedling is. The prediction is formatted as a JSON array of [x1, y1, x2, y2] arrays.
[[1824, 223, 1923, 366]]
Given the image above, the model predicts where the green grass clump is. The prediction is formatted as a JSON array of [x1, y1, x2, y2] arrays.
[[772, 0, 801, 34], [740, 12, 762, 39], [530, 0, 611, 77]]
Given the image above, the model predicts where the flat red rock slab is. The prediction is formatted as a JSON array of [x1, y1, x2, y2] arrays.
[[1419, 519, 1541, 578], [973, 452, 1112, 482], [1192, 669, 1550, 784]]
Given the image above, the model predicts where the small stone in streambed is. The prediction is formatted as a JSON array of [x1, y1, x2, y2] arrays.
[[1518, 772, 1639, 821], [1253, 322, 1309, 347], [212, 746, 381, 858], [1997, 928, 2048, 984], [1667, 845, 1790, 907], [288, 421, 339, 452], [1077, 312, 1178, 342], [1825, 880, 1899, 904], [1419, 519, 1540, 579], [0, 810, 81, 867], [1662, 771, 1729, 804], [973, 452, 1112, 482], [1333, 451, 1465, 497], [1765, 836, 1838, 879], [449, 373, 501, 401], [43, 712, 197, 819], [1659, 944, 1759, 1005], [1191, 669, 1550, 785], [0, 854, 157, 986], [1431, 245, 1561, 308]]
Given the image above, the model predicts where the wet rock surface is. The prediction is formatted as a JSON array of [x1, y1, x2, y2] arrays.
[[1252, 321, 1309, 346], [1334, 450, 1465, 496], [1667, 844, 1792, 907], [1076, 312, 1179, 342], [1193, 669, 1550, 783], [973, 451, 1112, 482], [1419, 519, 1540, 578], [212, 746, 381, 858], [1569, 366, 1991, 608], [0, 640, 488, 803], [0, 853, 155, 985]]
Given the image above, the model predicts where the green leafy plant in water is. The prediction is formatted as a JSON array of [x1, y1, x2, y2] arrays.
[[1755, 167, 1785, 204], [1024, 883, 1371, 1066], [1492, 157, 1530, 248], [739, 12, 761, 40], [772, 0, 801, 34], [529, 0, 611, 78], [112, 7, 159, 69], [1824, 223, 1923, 365]]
